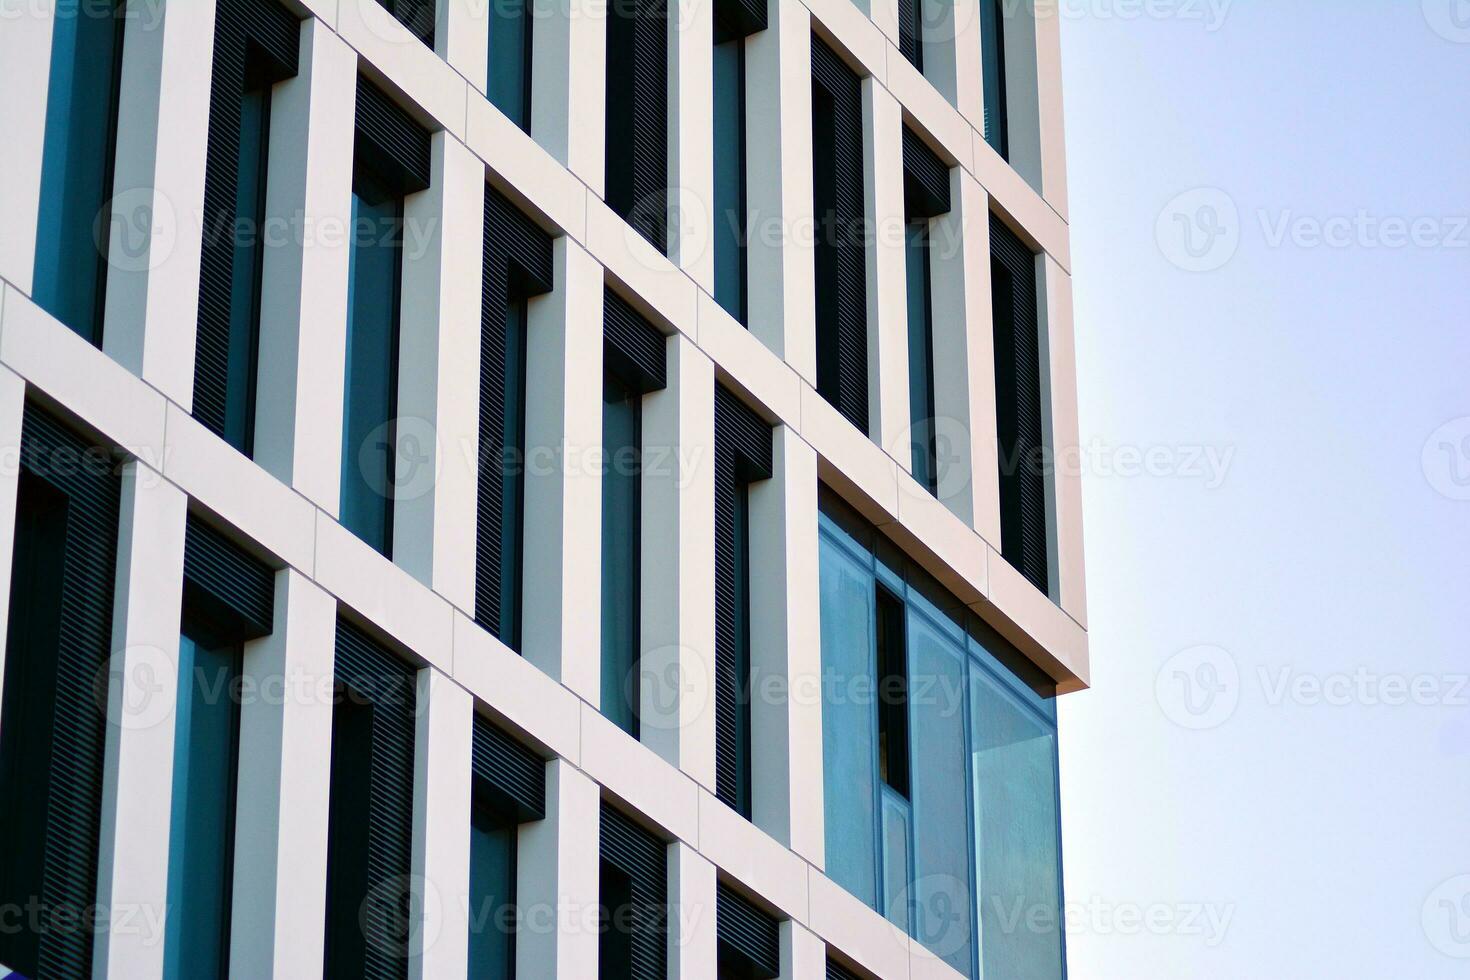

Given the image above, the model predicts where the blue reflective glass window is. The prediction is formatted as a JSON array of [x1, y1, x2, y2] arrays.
[[497, 297, 529, 646], [340, 178, 404, 557], [970, 658, 1063, 980], [980, 0, 1008, 158], [818, 521, 878, 906], [731, 481, 753, 815], [221, 86, 272, 456], [712, 38, 747, 324], [34, 0, 126, 344], [908, 605, 973, 973], [468, 802, 516, 980], [488, 0, 532, 131], [165, 630, 243, 979], [904, 221, 937, 493], [601, 372, 641, 736], [880, 787, 912, 934]]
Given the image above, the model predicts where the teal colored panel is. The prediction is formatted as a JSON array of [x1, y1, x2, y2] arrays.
[[880, 787, 912, 934], [818, 526, 878, 907], [33, 0, 125, 344], [468, 806, 516, 980], [908, 607, 973, 974], [498, 298, 528, 644], [904, 222, 937, 493], [165, 632, 242, 979], [340, 186, 403, 556], [970, 661, 1063, 980], [488, 0, 531, 130], [601, 373, 641, 736], [712, 38, 746, 324], [222, 86, 271, 455]]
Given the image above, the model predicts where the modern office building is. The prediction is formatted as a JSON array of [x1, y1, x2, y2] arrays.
[[0, 0, 1084, 977]]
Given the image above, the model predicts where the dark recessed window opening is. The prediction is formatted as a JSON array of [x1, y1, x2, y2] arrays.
[[488, 0, 534, 131], [605, 0, 669, 253]]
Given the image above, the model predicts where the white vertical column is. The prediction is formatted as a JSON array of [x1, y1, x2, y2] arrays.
[[531, 0, 607, 194], [669, 843, 717, 979], [230, 569, 337, 979], [409, 669, 474, 980], [1002, 0, 1043, 192], [395, 134, 485, 611], [516, 759, 600, 977], [1042, 256, 1085, 616], [782, 920, 828, 980], [254, 18, 356, 514], [0, 367, 25, 696], [440, 0, 490, 95], [924, 169, 990, 528], [0, 5, 56, 293], [521, 238, 603, 703], [744, 0, 815, 381], [670, 0, 714, 292], [101, 0, 217, 407], [1033, 0, 1070, 216], [640, 334, 715, 787], [863, 80, 911, 458], [858, 0, 901, 46], [93, 462, 187, 978], [924, 0, 984, 126], [748, 426, 824, 865], [970, 198, 1003, 547]]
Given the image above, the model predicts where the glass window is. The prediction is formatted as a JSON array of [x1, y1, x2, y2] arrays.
[[340, 174, 404, 557], [970, 658, 1063, 980], [905, 221, 938, 494], [601, 371, 642, 736], [712, 37, 747, 324], [468, 800, 517, 980], [818, 522, 878, 906], [496, 296, 529, 646], [598, 859, 635, 979], [488, 0, 532, 131], [164, 629, 244, 979], [0, 475, 69, 977], [731, 482, 753, 816], [323, 694, 374, 978], [33, 0, 126, 344], [980, 0, 1008, 158]]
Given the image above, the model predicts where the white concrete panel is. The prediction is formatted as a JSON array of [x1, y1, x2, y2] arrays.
[[1001, 0, 1043, 194], [0, 4, 56, 294], [1041, 255, 1086, 626], [394, 134, 485, 612], [640, 333, 716, 788], [748, 426, 825, 866], [744, 0, 816, 380], [338, 0, 467, 133], [669, 843, 718, 980], [466, 95, 588, 243], [441, 0, 490, 95], [93, 463, 187, 978], [962, 180, 1003, 549], [410, 668, 474, 980], [669, 0, 715, 292], [103, 0, 218, 409], [698, 790, 809, 923], [808, 868, 913, 980], [863, 79, 911, 456], [254, 18, 356, 514], [515, 759, 600, 977], [230, 569, 337, 978], [1033, 0, 1069, 220], [520, 238, 603, 702], [580, 704, 701, 847], [696, 291, 803, 428], [783, 920, 828, 980], [530, 0, 607, 193]]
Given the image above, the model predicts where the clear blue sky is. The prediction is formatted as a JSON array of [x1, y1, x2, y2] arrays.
[[1056, 3, 1470, 977]]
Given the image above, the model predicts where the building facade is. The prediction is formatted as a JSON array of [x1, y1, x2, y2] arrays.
[[0, 0, 1085, 977]]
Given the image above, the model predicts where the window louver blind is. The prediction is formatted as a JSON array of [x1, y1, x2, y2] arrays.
[[375, 0, 436, 48], [605, 0, 669, 253], [192, 0, 300, 447], [714, 0, 767, 41], [599, 803, 668, 980], [717, 883, 781, 978], [902, 126, 950, 218], [182, 515, 275, 640], [898, 0, 923, 70], [471, 713, 546, 822], [827, 957, 866, 980], [603, 288, 667, 393], [989, 213, 1049, 595], [713, 385, 771, 817], [811, 37, 869, 435], [354, 76, 432, 196], [476, 187, 554, 645], [3, 406, 120, 980], [331, 619, 418, 979]]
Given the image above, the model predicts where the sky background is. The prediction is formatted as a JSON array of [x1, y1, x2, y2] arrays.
[[1054, 3, 1470, 978]]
